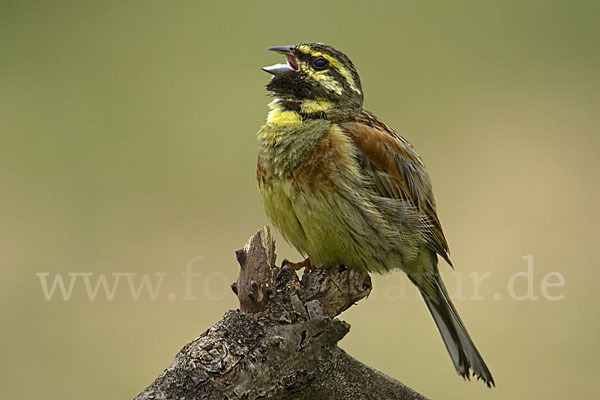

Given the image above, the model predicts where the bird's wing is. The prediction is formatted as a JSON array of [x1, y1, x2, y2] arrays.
[[340, 110, 452, 266]]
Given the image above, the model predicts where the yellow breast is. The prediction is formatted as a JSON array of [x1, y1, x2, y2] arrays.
[[257, 124, 394, 270]]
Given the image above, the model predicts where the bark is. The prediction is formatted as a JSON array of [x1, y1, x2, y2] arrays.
[[134, 227, 429, 400]]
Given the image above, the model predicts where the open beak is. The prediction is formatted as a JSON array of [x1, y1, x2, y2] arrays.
[[262, 46, 300, 75]]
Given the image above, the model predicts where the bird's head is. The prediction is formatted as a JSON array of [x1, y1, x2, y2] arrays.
[[263, 43, 363, 121]]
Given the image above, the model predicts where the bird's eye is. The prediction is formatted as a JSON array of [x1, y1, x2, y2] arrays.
[[312, 56, 329, 70]]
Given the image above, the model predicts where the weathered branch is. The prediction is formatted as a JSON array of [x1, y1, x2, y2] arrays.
[[134, 227, 429, 400]]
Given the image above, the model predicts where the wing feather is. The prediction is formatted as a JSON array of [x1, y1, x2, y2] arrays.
[[340, 110, 452, 266]]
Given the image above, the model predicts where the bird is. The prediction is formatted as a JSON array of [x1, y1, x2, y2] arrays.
[[255, 43, 494, 387]]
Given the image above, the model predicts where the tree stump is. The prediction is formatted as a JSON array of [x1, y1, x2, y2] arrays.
[[134, 227, 429, 400]]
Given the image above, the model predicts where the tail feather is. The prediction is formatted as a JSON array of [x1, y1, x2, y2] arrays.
[[419, 277, 495, 387]]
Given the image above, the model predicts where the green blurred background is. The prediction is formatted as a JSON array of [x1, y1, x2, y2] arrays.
[[1, 1, 599, 398]]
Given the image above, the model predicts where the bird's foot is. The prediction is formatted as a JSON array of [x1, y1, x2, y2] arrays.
[[345, 266, 372, 297], [282, 257, 312, 272]]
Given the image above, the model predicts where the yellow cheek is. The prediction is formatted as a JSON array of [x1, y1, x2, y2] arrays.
[[300, 65, 344, 95]]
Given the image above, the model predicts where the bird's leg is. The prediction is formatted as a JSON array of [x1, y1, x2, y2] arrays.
[[282, 257, 312, 271], [347, 267, 371, 296]]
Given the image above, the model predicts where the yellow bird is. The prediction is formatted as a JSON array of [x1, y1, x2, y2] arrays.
[[256, 43, 494, 387]]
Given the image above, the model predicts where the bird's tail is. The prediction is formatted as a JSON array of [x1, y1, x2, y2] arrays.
[[412, 271, 495, 387]]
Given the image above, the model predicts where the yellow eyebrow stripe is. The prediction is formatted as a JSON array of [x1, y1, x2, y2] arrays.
[[297, 45, 361, 95]]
